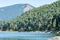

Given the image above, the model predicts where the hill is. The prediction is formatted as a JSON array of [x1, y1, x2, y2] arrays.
[[0, 0, 60, 35], [0, 4, 34, 20]]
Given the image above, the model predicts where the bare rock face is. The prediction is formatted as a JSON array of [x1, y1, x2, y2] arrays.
[[23, 4, 34, 12], [49, 36, 60, 40]]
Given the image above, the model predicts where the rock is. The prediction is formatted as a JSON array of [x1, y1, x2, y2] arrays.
[[49, 36, 60, 40]]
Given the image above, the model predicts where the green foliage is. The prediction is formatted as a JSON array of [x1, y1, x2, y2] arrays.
[[0, 0, 60, 36]]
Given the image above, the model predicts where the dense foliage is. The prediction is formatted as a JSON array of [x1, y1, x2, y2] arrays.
[[0, 0, 60, 35]]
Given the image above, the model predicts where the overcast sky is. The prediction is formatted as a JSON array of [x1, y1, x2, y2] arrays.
[[0, 0, 57, 7]]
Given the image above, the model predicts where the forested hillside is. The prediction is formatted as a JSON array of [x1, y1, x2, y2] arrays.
[[0, 0, 60, 35]]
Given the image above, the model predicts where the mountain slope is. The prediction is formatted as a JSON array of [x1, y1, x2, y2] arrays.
[[0, 4, 34, 20], [0, 0, 60, 35]]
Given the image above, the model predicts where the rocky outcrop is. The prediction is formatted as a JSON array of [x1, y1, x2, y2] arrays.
[[49, 36, 60, 40], [23, 4, 34, 12]]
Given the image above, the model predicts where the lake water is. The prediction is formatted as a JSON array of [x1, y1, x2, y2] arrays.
[[0, 32, 55, 40]]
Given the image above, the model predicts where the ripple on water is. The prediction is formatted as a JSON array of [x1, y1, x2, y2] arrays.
[[0, 32, 55, 40]]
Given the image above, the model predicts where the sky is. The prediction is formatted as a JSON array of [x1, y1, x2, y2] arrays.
[[0, 0, 57, 7]]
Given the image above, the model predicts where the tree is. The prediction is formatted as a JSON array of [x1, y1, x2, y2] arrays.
[[52, 14, 60, 35]]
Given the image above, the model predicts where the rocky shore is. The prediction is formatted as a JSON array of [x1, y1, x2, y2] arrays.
[[49, 36, 60, 40]]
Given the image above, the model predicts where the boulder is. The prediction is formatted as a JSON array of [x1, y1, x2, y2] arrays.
[[49, 36, 60, 40]]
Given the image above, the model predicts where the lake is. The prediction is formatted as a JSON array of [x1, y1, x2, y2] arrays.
[[0, 32, 55, 40]]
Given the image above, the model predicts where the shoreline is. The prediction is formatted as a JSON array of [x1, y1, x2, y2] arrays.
[[0, 31, 52, 33]]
